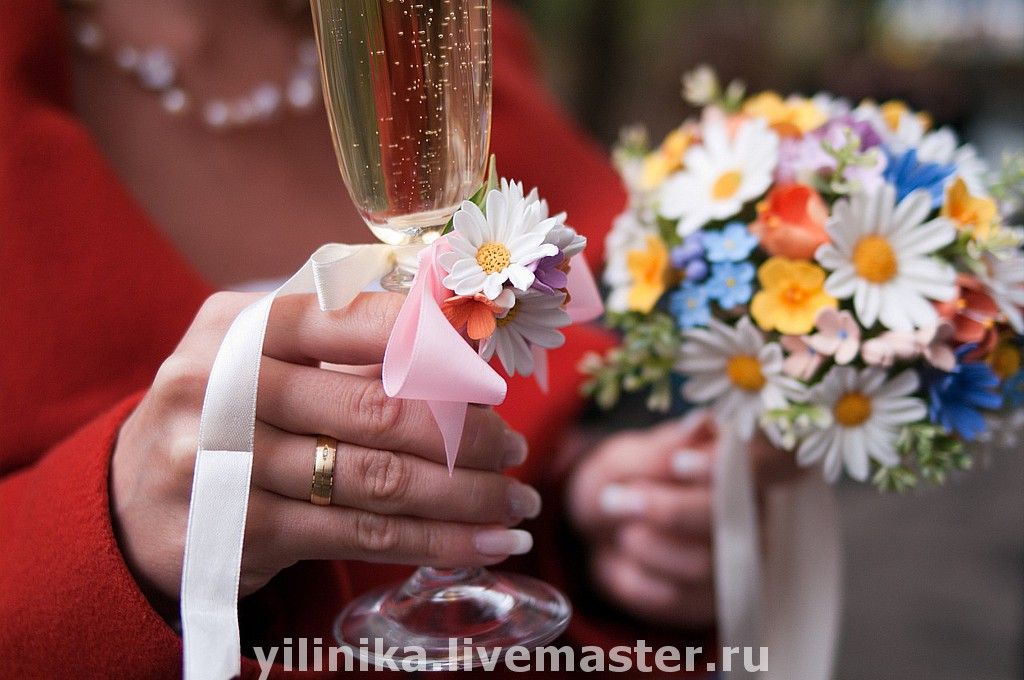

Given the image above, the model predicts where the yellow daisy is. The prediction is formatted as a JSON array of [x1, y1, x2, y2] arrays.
[[626, 235, 670, 313], [751, 257, 838, 335]]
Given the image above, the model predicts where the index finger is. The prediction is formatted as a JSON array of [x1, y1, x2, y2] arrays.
[[263, 292, 405, 366]]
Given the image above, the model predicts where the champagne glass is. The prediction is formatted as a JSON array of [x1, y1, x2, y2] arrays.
[[310, 0, 570, 668]]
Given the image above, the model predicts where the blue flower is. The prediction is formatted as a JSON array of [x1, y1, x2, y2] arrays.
[[883, 147, 956, 208], [669, 283, 711, 329], [927, 346, 1003, 440], [702, 222, 760, 263], [704, 261, 755, 308], [1003, 370, 1024, 409]]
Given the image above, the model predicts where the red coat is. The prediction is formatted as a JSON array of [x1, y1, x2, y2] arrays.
[[0, 1, 705, 676]]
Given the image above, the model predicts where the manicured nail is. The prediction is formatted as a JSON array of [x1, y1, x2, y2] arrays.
[[599, 484, 647, 517], [671, 449, 710, 480], [507, 482, 542, 519], [474, 529, 533, 556], [502, 430, 528, 468]]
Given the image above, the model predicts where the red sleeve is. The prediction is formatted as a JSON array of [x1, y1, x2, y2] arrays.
[[0, 395, 183, 676]]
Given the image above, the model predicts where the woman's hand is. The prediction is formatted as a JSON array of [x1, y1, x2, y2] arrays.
[[566, 411, 799, 629], [111, 291, 538, 614]]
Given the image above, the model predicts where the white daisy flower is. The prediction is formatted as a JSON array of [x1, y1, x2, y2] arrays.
[[815, 185, 957, 331], [677, 316, 806, 439], [479, 290, 570, 376], [603, 209, 655, 313], [440, 188, 559, 299], [797, 366, 926, 483], [659, 118, 779, 236], [503, 178, 587, 258], [980, 249, 1024, 333]]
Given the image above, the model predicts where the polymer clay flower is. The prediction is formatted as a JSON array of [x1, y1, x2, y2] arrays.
[[979, 250, 1024, 334], [942, 178, 998, 240], [705, 261, 755, 308], [780, 335, 824, 381], [625, 235, 671, 313], [440, 190, 559, 300], [750, 257, 837, 335], [677, 317, 806, 438], [479, 290, 570, 377], [441, 290, 515, 341], [702, 221, 759, 262], [669, 283, 712, 329], [742, 91, 827, 138], [807, 308, 860, 364], [660, 118, 779, 236], [927, 346, 1003, 441], [816, 185, 957, 330], [934, 275, 1000, 357], [749, 183, 830, 260], [797, 366, 926, 482]]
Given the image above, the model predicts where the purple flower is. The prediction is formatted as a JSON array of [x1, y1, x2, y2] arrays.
[[530, 251, 568, 295], [775, 116, 887, 190], [670, 233, 704, 270]]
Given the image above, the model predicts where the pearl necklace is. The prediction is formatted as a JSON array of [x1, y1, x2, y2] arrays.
[[64, 2, 322, 132]]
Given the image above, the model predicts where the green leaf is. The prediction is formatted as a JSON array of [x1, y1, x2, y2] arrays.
[[442, 155, 500, 235]]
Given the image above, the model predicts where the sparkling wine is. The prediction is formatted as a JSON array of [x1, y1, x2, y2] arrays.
[[312, 0, 492, 246]]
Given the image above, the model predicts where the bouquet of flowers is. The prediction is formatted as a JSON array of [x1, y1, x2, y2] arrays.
[[436, 161, 589, 380], [583, 66, 1024, 490]]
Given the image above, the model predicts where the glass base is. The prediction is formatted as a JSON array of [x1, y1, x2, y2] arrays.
[[333, 567, 571, 671]]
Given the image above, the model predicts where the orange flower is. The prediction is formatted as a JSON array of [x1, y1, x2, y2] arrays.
[[750, 183, 830, 260], [934, 275, 999, 358], [942, 178, 998, 240], [441, 293, 508, 341]]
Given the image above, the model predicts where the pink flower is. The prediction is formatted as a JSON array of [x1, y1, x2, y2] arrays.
[[861, 331, 919, 367], [781, 335, 823, 380], [861, 321, 956, 371], [807, 309, 860, 365], [916, 322, 957, 372]]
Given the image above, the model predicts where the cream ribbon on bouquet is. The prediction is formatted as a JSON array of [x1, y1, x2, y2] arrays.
[[712, 425, 842, 679], [179, 241, 602, 680]]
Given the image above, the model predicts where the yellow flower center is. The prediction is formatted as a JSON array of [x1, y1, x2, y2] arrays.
[[726, 355, 766, 392], [476, 242, 511, 274], [495, 304, 519, 328], [852, 235, 898, 283], [833, 392, 872, 427], [781, 283, 810, 306], [712, 170, 743, 201], [990, 344, 1021, 380]]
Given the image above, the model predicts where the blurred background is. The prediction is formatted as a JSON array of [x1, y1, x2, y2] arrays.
[[507, 0, 1024, 678]]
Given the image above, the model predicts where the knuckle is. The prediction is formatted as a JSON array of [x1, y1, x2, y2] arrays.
[[153, 355, 207, 404], [354, 380, 402, 437], [197, 291, 239, 324], [359, 449, 410, 505], [354, 512, 400, 554], [166, 429, 199, 479]]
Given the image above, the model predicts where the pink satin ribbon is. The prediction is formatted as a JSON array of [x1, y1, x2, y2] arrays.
[[382, 241, 603, 471]]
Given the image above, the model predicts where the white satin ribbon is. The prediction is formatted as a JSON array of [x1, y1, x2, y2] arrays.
[[712, 421, 842, 679], [180, 244, 393, 680]]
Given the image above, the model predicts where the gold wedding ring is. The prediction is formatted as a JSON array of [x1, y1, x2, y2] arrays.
[[310, 435, 338, 506]]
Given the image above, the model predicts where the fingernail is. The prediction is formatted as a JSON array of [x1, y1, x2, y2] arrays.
[[671, 449, 710, 480], [507, 482, 542, 519], [474, 529, 533, 556], [599, 484, 646, 517], [502, 430, 528, 468]]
